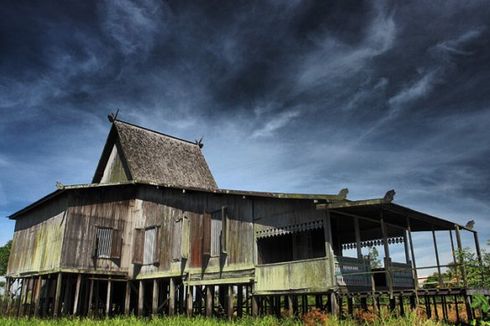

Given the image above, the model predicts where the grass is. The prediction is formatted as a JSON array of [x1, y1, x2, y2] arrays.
[[0, 312, 450, 326]]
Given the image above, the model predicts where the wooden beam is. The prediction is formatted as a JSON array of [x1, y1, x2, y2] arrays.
[[72, 274, 82, 315], [53, 273, 63, 317], [106, 279, 112, 316], [432, 229, 443, 287]]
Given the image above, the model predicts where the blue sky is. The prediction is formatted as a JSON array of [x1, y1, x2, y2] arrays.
[[1, 0, 489, 273]]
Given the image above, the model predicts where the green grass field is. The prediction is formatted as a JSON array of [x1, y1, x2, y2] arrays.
[[0, 313, 449, 326]]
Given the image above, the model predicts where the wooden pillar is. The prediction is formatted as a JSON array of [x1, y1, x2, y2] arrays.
[[403, 232, 410, 265], [406, 217, 419, 306], [17, 278, 26, 316], [432, 229, 443, 287], [152, 279, 159, 316], [473, 231, 484, 287], [454, 226, 467, 287], [329, 292, 339, 316], [251, 295, 259, 317], [324, 210, 337, 287], [354, 217, 363, 259], [34, 276, 43, 316], [432, 296, 439, 320], [124, 281, 131, 315], [62, 275, 72, 315], [186, 285, 193, 317], [5, 277, 12, 316], [72, 274, 82, 315], [53, 273, 62, 317], [347, 296, 353, 315], [87, 278, 94, 316], [398, 294, 405, 316], [287, 295, 294, 317], [42, 276, 51, 317], [168, 278, 175, 316], [138, 280, 144, 316], [380, 215, 393, 298], [449, 230, 460, 285], [105, 279, 112, 316], [227, 285, 234, 320], [205, 285, 213, 317]]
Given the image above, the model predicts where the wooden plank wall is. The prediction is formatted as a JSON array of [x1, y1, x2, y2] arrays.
[[7, 196, 69, 276], [60, 186, 135, 273]]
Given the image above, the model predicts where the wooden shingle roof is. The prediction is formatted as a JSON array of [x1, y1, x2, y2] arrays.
[[92, 120, 217, 189]]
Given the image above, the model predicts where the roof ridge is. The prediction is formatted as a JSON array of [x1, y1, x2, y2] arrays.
[[114, 119, 200, 147]]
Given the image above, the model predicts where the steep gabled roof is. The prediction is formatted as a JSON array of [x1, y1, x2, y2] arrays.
[[92, 120, 217, 189]]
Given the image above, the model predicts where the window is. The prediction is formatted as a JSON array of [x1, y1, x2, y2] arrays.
[[202, 207, 227, 258], [94, 227, 121, 259], [257, 227, 326, 264], [133, 226, 160, 265]]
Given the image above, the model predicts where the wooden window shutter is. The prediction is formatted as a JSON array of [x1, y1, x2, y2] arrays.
[[111, 228, 122, 259], [153, 227, 160, 265], [202, 211, 211, 257], [132, 228, 144, 265], [172, 217, 182, 261], [221, 206, 228, 254]]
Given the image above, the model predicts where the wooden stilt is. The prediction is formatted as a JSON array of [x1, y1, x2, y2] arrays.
[[251, 295, 259, 317], [17, 278, 26, 316], [454, 295, 460, 323], [53, 273, 62, 317], [87, 278, 94, 316], [62, 275, 72, 315], [34, 276, 43, 316], [347, 296, 353, 315], [138, 280, 144, 316], [398, 294, 404, 316], [124, 281, 131, 315], [42, 276, 51, 317], [169, 278, 175, 316], [227, 285, 234, 320], [432, 296, 439, 320], [329, 292, 338, 316], [152, 279, 159, 316], [361, 296, 368, 311], [205, 285, 213, 317], [432, 229, 444, 287], [72, 274, 82, 315], [186, 285, 193, 317], [287, 295, 294, 317], [105, 279, 112, 316]]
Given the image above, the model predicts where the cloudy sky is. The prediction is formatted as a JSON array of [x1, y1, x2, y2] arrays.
[[1, 0, 489, 271]]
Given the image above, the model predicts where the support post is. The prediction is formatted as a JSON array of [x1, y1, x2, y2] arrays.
[[406, 217, 419, 306], [152, 279, 159, 316], [324, 210, 337, 287], [449, 230, 460, 285], [473, 231, 484, 287], [138, 280, 144, 316], [251, 295, 258, 317], [124, 281, 131, 315], [205, 285, 213, 317], [87, 278, 94, 316], [354, 217, 362, 259], [454, 226, 467, 287], [186, 285, 193, 317], [237, 285, 243, 318], [34, 276, 42, 316], [380, 214, 393, 299], [432, 229, 443, 287], [168, 278, 175, 316], [287, 295, 294, 317], [53, 273, 62, 317], [227, 285, 234, 320], [105, 279, 112, 316], [73, 274, 82, 315]]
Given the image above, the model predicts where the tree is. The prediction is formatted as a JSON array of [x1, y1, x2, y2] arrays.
[[367, 246, 382, 269], [0, 240, 12, 276]]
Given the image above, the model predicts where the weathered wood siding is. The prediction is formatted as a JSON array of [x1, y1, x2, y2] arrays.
[[60, 186, 135, 274], [7, 196, 68, 276]]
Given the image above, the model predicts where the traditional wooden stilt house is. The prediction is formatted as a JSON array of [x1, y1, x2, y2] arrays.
[[4, 118, 486, 321]]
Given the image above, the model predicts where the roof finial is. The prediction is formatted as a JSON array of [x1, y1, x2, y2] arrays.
[[195, 136, 204, 148], [384, 189, 396, 202], [107, 109, 120, 123]]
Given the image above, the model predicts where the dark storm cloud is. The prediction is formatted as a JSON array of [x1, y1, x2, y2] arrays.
[[1, 0, 489, 267]]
